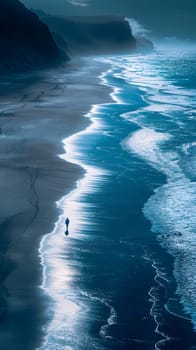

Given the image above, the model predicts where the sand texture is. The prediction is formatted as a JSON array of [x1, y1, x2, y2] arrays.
[[0, 59, 111, 350]]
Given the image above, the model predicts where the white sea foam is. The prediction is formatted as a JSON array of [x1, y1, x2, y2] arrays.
[[143, 254, 172, 350], [124, 127, 170, 166], [125, 126, 196, 329], [80, 290, 117, 339], [182, 142, 196, 155]]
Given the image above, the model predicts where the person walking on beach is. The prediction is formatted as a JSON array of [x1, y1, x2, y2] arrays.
[[65, 217, 70, 236]]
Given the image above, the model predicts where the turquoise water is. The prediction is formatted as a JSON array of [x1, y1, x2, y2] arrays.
[[39, 48, 196, 350]]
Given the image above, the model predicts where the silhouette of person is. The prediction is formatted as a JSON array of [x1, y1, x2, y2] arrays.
[[65, 217, 70, 236]]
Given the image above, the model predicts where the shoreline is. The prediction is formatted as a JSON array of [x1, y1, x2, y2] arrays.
[[38, 101, 112, 349], [0, 58, 112, 350], [38, 54, 196, 350]]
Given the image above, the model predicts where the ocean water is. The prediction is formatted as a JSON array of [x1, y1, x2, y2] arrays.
[[38, 48, 196, 350]]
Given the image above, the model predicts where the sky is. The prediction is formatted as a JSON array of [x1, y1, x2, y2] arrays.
[[21, 0, 196, 40]]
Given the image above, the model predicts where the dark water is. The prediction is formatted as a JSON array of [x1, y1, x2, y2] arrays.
[[39, 48, 196, 350]]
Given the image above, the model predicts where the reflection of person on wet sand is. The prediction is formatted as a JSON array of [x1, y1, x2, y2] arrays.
[[65, 217, 70, 236]]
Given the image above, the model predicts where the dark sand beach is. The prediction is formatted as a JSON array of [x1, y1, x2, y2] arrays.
[[0, 59, 111, 350]]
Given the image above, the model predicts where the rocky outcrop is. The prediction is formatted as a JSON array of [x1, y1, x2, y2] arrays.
[[0, 0, 63, 73]]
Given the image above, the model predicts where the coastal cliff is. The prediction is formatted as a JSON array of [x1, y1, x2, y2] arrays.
[[0, 0, 62, 73], [35, 13, 137, 56], [0, 0, 152, 74]]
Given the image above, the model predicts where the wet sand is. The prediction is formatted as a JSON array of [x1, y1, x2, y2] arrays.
[[0, 59, 111, 350]]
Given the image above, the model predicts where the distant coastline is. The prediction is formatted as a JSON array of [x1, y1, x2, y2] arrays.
[[0, 0, 153, 75]]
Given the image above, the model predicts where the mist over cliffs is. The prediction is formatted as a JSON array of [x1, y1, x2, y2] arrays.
[[0, 0, 153, 74], [36, 13, 137, 56]]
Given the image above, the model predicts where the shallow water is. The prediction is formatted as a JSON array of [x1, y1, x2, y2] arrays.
[[39, 48, 196, 349]]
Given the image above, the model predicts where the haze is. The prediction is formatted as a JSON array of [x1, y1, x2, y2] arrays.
[[21, 0, 196, 40]]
